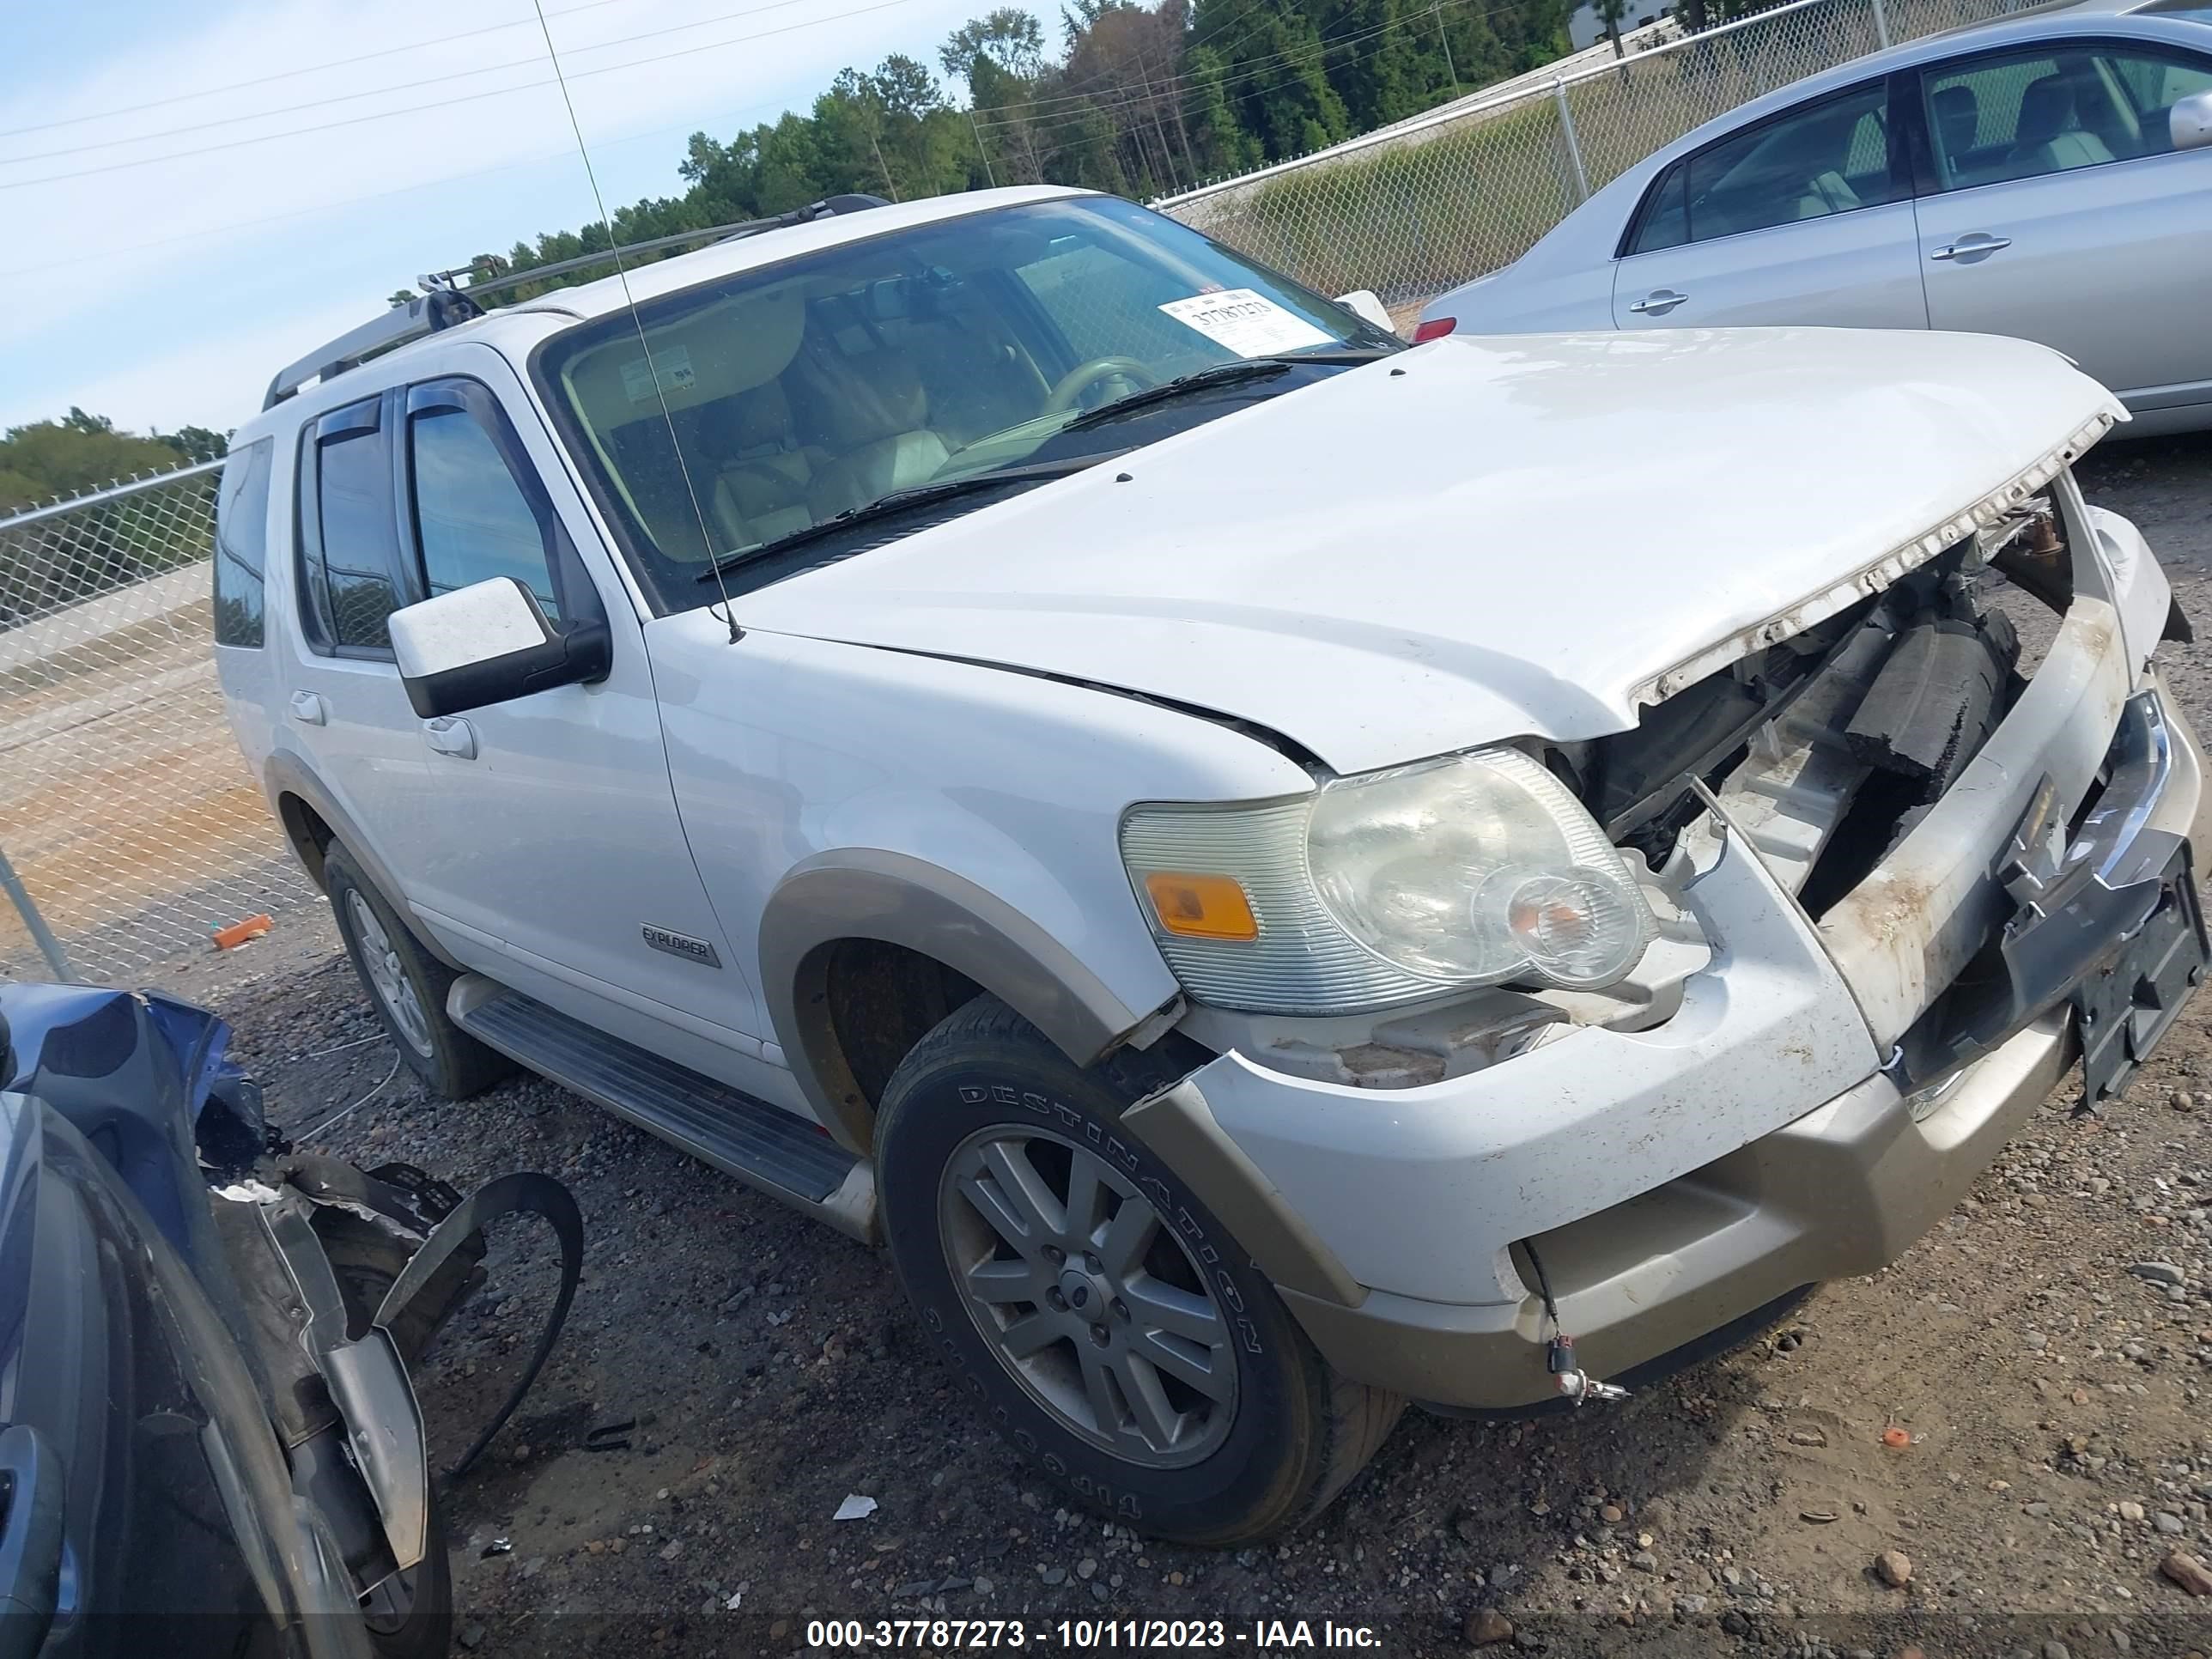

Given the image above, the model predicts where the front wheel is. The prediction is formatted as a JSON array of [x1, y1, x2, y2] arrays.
[[876, 997, 1401, 1546]]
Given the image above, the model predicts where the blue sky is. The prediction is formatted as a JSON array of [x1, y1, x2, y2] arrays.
[[0, 0, 998, 438]]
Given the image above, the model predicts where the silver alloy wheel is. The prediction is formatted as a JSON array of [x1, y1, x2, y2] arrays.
[[345, 889, 434, 1059], [938, 1126, 1237, 1468]]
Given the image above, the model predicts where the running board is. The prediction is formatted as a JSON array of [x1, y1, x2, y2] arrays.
[[448, 977, 874, 1241]]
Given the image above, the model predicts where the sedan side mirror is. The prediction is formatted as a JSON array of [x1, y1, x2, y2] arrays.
[[1334, 289, 1395, 332], [2176, 88, 2212, 154], [389, 577, 611, 719]]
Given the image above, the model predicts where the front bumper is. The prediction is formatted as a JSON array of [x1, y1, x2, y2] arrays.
[[1126, 514, 2209, 1412]]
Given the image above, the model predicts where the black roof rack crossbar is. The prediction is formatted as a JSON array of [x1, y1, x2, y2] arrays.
[[262, 193, 890, 410], [262, 289, 482, 410]]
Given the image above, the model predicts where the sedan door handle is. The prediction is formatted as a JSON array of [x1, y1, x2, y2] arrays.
[[422, 716, 477, 760], [1628, 289, 1688, 316], [288, 690, 327, 726], [1929, 234, 2012, 262]]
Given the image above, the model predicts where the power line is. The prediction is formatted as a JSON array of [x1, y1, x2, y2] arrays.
[[0, 0, 635, 141], [971, 0, 1504, 129], [5, 0, 1544, 262], [1, 0, 884, 169], [0, 0, 929, 192], [973, 0, 1506, 137], [0, 103, 746, 280]]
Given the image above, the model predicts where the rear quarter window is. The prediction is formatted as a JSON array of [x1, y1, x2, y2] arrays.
[[212, 439, 273, 648]]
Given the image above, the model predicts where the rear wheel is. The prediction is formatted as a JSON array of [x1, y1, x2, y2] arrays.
[[324, 843, 511, 1101], [877, 996, 1401, 1546]]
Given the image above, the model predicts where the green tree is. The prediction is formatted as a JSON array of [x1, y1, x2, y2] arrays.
[[160, 425, 229, 462], [1187, 0, 1352, 162], [0, 410, 188, 511], [416, 0, 1577, 293], [939, 8, 1046, 82]]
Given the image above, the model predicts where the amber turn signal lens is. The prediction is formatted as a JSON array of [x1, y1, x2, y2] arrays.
[[1142, 872, 1258, 941]]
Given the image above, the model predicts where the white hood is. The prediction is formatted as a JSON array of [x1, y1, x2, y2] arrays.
[[737, 326, 2121, 775]]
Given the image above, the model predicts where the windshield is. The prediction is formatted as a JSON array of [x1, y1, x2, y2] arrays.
[[533, 196, 1396, 610]]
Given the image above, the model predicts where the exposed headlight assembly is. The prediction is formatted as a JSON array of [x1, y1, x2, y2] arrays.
[[1121, 749, 1654, 1015]]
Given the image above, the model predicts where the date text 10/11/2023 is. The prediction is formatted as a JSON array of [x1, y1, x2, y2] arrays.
[[804, 1618, 1387, 1649]]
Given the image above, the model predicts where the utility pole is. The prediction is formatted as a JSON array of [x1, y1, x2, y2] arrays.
[[868, 129, 899, 200], [968, 109, 997, 186], [1434, 0, 1462, 97], [1136, 64, 1182, 193]]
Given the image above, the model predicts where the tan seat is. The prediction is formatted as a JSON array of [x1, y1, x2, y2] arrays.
[[800, 346, 951, 520], [1931, 84, 1980, 173], [711, 383, 817, 550], [2008, 72, 2115, 175], [1793, 169, 1863, 219]]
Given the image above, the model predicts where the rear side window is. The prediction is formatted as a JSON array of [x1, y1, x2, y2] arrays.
[[212, 439, 273, 648], [1921, 46, 2212, 190], [1629, 81, 1899, 252], [298, 398, 404, 655], [407, 406, 561, 617]]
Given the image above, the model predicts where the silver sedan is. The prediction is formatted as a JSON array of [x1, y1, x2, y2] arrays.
[[1415, 0, 2212, 434]]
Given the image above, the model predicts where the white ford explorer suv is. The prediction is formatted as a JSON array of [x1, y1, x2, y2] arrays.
[[215, 184, 2210, 1545]]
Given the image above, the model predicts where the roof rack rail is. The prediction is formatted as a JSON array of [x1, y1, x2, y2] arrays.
[[262, 193, 890, 411], [262, 289, 479, 410]]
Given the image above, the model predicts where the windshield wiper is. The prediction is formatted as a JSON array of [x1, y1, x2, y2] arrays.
[[1057, 347, 1397, 433], [1058, 360, 1291, 432], [697, 452, 1119, 583]]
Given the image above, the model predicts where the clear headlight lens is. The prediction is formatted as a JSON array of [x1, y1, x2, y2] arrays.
[[1121, 748, 1654, 1014], [1308, 750, 1652, 989]]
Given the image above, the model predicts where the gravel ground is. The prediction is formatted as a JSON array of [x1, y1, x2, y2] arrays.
[[185, 431, 2212, 1658]]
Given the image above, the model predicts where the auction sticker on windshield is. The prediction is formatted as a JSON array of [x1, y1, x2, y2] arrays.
[[620, 345, 696, 403], [1159, 289, 1332, 357]]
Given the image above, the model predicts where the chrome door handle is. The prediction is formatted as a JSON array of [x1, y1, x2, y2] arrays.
[[422, 716, 477, 760], [1930, 235, 2012, 261], [1628, 289, 1687, 315], [288, 690, 327, 726]]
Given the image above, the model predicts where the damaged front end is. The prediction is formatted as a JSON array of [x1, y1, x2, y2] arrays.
[[1125, 444, 2211, 1413]]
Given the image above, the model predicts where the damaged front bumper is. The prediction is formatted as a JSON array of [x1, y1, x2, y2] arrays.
[[1126, 498, 2212, 1414]]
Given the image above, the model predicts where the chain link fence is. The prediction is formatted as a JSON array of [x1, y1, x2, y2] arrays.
[[1156, 0, 2027, 314], [0, 462, 313, 984]]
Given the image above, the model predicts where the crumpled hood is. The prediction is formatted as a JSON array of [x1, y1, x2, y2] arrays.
[[737, 326, 2121, 775]]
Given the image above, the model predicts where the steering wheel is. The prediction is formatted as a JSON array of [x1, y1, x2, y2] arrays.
[[1042, 356, 1158, 415]]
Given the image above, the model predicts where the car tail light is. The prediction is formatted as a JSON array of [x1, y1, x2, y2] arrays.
[[1413, 316, 1456, 343]]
